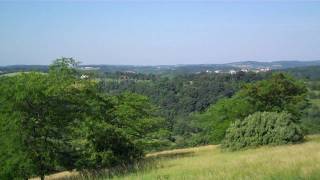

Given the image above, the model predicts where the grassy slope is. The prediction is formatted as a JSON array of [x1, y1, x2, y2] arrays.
[[32, 135, 320, 180], [112, 135, 320, 180]]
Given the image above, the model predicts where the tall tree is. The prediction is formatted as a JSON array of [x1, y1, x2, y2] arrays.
[[0, 58, 82, 179]]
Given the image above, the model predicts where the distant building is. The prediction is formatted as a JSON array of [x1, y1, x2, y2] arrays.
[[80, 74, 89, 79], [260, 68, 271, 72], [240, 69, 249, 73], [80, 67, 100, 70], [206, 70, 212, 73], [253, 68, 271, 73], [214, 70, 221, 73], [120, 75, 129, 80], [229, 70, 237, 75]]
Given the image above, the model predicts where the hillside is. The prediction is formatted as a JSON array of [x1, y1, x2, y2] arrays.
[[34, 135, 320, 180]]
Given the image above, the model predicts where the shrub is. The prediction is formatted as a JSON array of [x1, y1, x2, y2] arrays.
[[73, 121, 143, 170], [221, 112, 303, 151]]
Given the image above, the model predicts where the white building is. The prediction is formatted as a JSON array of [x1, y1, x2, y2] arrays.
[[80, 74, 89, 79], [260, 68, 271, 72], [240, 69, 249, 73], [229, 70, 237, 75]]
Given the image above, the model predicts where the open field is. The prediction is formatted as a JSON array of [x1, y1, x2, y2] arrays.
[[0, 72, 25, 77], [33, 135, 320, 180], [0, 72, 47, 77]]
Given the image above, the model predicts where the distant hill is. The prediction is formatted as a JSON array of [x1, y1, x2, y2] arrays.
[[227, 60, 320, 69], [280, 65, 320, 80], [1, 60, 320, 74]]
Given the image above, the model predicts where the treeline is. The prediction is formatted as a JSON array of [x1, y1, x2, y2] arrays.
[[0, 65, 49, 74], [281, 65, 320, 80]]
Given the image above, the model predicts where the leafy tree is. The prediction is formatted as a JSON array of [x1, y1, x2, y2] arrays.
[[0, 58, 168, 178], [239, 73, 308, 120], [0, 105, 34, 179], [0, 58, 82, 179], [222, 112, 303, 151], [71, 118, 143, 170], [114, 92, 171, 151], [70, 92, 169, 170]]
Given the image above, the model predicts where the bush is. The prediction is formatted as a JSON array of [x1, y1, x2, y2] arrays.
[[73, 121, 143, 170], [222, 112, 303, 151]]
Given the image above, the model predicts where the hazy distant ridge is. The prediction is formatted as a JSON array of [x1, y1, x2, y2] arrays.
[[1, 60, 320, 74]]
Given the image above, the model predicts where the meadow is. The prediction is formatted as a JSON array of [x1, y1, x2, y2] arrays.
[[36, 135, 320, 180]]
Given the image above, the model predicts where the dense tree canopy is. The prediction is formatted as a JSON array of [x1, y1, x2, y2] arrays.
[[99, 71, 270, 143]]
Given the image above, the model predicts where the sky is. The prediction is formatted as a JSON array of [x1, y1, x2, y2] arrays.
[[0, 1, 320, 65]]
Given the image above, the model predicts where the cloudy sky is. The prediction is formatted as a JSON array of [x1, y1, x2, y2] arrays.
[[0, 1, 320, 65]]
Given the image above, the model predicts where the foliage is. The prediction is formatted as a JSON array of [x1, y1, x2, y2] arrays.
[[183, 73, 307, 146], [72, 119, 143, 170], [221, 112, 303, 151], [0, 57, 315, 178], [300, 80, 320, 134], [0, 58, 81, 179], [282, 65, 320, 80], [71, 92, 170, 170], [114, 93, 171, 151], [100, 71, 269, 142], [239, 73, 308, 119], [0, 58, 166, 179], [301, 102, 320, 134]]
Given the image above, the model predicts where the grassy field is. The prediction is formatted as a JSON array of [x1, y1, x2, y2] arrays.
[[36, 135, 320, 180], [0, 72, 46, 77]]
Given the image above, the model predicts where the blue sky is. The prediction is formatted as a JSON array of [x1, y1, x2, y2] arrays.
[[0, 1, 320, 65]]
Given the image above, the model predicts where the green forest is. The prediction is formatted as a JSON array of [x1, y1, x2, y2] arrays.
[[1, 58, 320, 179]]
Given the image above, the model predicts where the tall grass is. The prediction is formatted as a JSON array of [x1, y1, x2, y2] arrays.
[[35, 135, 320, 180]]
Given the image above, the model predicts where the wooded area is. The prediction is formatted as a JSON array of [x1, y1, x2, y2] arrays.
[[1, 58, 320, 179]]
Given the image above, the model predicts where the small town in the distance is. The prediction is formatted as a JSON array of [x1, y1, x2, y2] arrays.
[[2, 59, 320, 76]]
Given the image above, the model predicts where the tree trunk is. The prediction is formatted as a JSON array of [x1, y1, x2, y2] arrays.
[[40, 175, 45, 180]]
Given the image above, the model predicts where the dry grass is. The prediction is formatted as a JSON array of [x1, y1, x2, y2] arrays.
[[30, 171, 79, 180], [34, 135, 320, 180]]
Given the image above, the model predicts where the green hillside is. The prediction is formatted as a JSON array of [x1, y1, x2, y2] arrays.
[[34, 135, 320, 180]]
